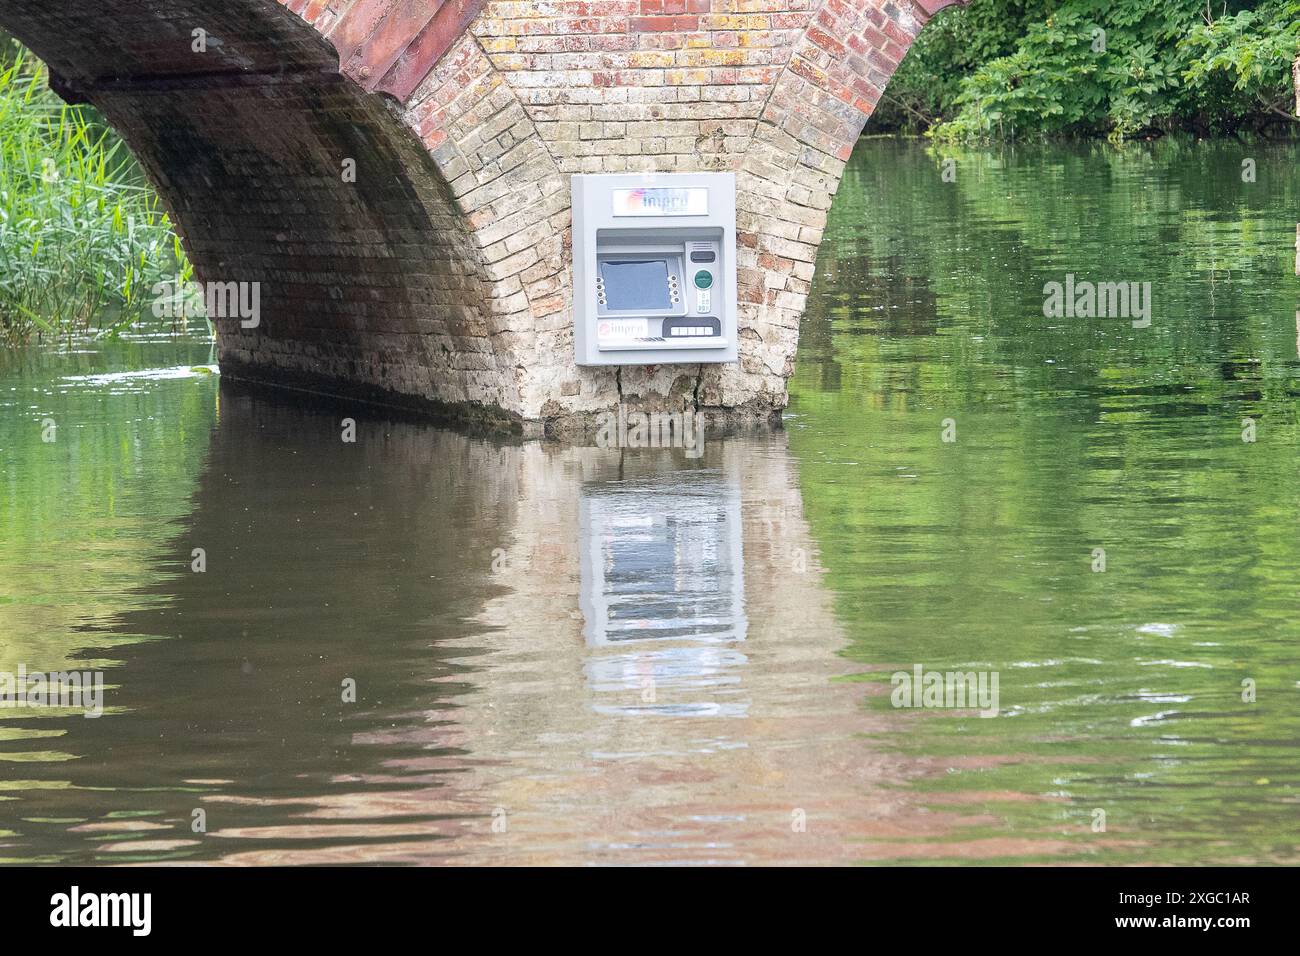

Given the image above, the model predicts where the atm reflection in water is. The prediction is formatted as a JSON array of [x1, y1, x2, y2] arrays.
[[579, 470, 747, 718], [450, 435, 908, 864]]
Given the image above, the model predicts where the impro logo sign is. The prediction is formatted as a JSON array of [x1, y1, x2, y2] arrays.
[[612, 187, 708, 217]]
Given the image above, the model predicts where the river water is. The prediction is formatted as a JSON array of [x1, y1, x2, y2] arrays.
[[1, 139, 1297, 865]]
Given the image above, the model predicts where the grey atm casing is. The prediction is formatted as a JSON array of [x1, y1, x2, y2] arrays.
[[572, 173, 738, 366]]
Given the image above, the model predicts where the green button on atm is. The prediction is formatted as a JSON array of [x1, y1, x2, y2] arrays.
[[694, 270, 713, 289]]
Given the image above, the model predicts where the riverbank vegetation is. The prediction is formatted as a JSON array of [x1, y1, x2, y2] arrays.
[[0, 38, 185, 344], [872, 0, 1300, 143]]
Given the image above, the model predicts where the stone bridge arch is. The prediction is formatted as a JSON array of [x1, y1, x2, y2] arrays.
[[0, 0, 964, 432]]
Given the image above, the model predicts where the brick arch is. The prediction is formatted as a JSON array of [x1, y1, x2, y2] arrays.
[[0, 0, 519, 419], [0, 0, 966, 430]]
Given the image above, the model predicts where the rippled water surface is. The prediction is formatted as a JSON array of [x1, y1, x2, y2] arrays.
[[2, 139, 1298, 864]]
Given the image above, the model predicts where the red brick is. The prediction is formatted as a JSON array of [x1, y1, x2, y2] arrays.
[[630, 16, 700, 32]]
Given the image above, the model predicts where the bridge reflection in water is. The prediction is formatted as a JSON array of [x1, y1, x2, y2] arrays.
[[0, 378, 979, 866]]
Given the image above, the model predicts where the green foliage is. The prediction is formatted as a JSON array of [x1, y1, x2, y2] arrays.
[[0, 42, 186, 344], [874, 0, 1300, 142], [1183, 1, 1300, 121]]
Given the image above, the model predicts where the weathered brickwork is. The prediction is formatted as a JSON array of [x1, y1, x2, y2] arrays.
[[0, 0, 965, 431]]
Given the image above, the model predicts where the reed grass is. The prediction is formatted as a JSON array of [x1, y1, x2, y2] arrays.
[[0, 43, 187, 345]]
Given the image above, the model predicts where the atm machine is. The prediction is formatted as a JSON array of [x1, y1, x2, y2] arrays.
[[572, 173, 738, 366]]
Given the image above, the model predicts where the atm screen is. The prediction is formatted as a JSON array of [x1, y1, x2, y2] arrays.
[[600, 259, 671, 312]]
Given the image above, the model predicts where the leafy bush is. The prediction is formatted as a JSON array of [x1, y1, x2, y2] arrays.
[[873, 0, 1300, 142], [1182, 1, 1300, 123]]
